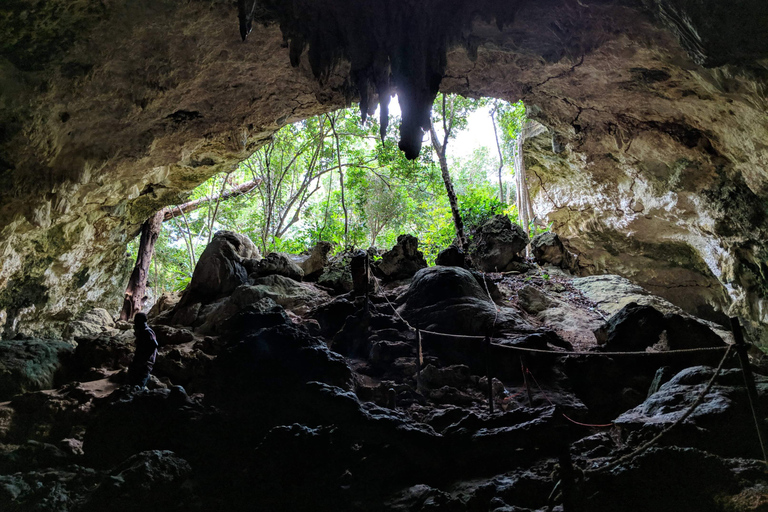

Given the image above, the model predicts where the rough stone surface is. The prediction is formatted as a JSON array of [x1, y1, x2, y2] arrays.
[[468, 215, 529, 273], [250, 252, 304, 281], [0, 1, 767, 345], [530, 232, 577, 270], [170, 231, 260, 324], [435, 246, 466, 268], [614, 367, 768, 459], [0, 339, 74, 400], [301, 241, 333, 280], [398, 266, 530, 335], [374, 234, 428, 282]]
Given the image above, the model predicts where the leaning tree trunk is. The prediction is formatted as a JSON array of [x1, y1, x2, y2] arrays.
[[119, 210, 164, 321], [430, 122, 467, 251]]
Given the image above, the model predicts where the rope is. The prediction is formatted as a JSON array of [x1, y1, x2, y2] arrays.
[[525, 368, 614, 428], [382, 292, 729, 357], [585, 344, 733, 474]]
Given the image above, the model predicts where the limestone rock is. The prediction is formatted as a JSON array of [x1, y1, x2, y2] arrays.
[[468, 215, 529, 273], [530, 232, 577, 270], [71, 334, 133, 374], [83, 450, 192, 512], [374, 234, 428, 282], [0, 340, 74, 400], [170, 231, 260, 324], [64, 308, 119, 340], [614, 367, 768, 459], [181, 231, 260, 303], [148, 292, 181, 320], [317, 261, 354, 295], [301, 241, 333, 280], [435, 246, 466, 268], [398, 266, 529, 336], [250, 252, 304, 281]]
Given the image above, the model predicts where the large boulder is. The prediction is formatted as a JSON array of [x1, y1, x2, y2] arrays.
[[397, 266, 529, 336], [82, 450, 193, 512], [170, 231, 260, 325], [435, 246, 466, 268], [317, 260, 354, 295], [468, 215, 529, 272], [374, 234, 428, 281], [0, 340, 74, 400], [148, 292, 182, 320], [614, 366, 768, 459], [530, 232, 577, 270], [63, 308, 119, 340], [250, 252, 304, 281], [595, 302, 727, 356], [301, 241, 333, 281]]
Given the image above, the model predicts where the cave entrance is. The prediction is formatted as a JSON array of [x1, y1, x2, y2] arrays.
[[125, 95, 541, 314]]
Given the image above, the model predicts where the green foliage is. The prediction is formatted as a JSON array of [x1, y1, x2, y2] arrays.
[[145, 95, 543, 289]]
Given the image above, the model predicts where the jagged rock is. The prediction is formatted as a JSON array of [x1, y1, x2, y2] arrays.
[[301, 241, 333, 280], [530, 232, 577, 270], [307, 297, 357, 337], [210, 325, 354, 408], [0, 340, 74, 400], [374, 234, 428, 281], [72, 334, 133, 373], [397, 266, 530, 335], [170, 231, 261, 325], [582, 447, 746, 512], [64, 308, 119, 340], [595, 302, 666, 350], [0, 465, 102, 512], [614, 366, 768, 459], [84, 387, 204, 468], [151, 325, 194, 346], [250, 252, 305, 281], [595, 302, 726, 357], [154, 347, 213, 391], [148, 292, 182, 320], [419, 364, 471, 389], [369, 340, 414, 366], [82, 450, 193, 512], [435, 246, 466, 268], [317, 261, 354, 295], [468, 215, 529, 273], [197, 294, 289, 336]]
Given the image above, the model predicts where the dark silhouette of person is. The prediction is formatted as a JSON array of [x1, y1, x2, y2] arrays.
[[127, 312, 158, 388]]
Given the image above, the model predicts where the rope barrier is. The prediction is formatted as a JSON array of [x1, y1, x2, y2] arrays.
[[525, 368, 614, 428], [381, 291, 730, 357], [585, 344, 734, 474]]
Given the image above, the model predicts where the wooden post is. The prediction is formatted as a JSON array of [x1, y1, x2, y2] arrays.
[[555, 407, 578, 512], [521, 356, 534, 407], [730, 317, 768, 466], [485, 336, 494, 414], [416, 329, 423, 387]]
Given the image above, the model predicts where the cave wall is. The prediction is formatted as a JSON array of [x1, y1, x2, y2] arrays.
[[0, 0, 766, 341]]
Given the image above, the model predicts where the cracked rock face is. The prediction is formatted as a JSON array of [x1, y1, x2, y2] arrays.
[[0, 0, 767, 341]]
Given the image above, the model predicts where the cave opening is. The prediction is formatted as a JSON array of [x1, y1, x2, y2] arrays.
[[1, 1, 768, 510]]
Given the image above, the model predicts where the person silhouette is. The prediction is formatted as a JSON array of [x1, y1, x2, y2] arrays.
[[127, 312, 158, 388]]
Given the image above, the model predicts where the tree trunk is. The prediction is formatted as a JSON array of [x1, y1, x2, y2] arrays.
[[329, 115, 349, 242], [491, 108, 505, 202], [430, 122, 467, 251], [162, 179, 260, 221], [119, 210, 164, 321]]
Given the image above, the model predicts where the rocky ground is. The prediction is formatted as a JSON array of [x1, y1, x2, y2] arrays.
[[0, 229, 766, 512]]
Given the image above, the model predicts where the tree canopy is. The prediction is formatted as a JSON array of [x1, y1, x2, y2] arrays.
[[130, 95, 534, 298]]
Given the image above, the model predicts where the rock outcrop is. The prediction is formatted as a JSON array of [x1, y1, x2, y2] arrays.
[[0, 0, 767, 342], [373, 234, 428, 282], [468, 215, 529, 273]]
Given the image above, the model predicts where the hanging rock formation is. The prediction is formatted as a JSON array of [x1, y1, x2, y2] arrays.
[[0, 0, 766, 343]]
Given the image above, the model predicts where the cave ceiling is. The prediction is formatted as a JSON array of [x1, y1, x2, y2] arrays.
[[0, 0, 767, 341]]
